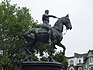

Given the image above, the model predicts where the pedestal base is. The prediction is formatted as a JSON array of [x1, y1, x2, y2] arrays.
[[21, 61, 64, 70]]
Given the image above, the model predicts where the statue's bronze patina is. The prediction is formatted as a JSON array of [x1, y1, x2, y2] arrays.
[[24, 14, 72, 61], [42, 10, 58, 43]]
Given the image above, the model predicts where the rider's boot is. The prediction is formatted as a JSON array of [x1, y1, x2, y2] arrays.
[[48, 29, 51, 45]]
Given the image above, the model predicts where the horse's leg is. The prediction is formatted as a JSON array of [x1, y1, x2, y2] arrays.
[[56, 43, 66, 55], [47, 43, 56, 62], [51, 42, 57, 49], [24, 32, 36, 61], [24, 40, 36, 61]]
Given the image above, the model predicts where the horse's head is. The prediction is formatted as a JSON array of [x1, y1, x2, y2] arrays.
[[62, 14, 72, 30], [53, 14, 72, 32]]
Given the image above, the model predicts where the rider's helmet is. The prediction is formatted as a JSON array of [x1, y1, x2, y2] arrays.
[[45, 10, 49, 14]]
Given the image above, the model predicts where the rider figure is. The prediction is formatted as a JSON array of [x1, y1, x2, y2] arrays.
[[42, 10, 58, 43]]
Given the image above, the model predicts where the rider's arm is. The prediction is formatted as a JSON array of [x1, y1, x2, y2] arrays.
[[48, 15, 58, 18]]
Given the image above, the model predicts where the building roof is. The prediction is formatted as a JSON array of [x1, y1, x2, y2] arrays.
[[67, 50, 93, 59], [74, 53, 87, 58], [67, 53, 87, 59], [84, 50, 93, 62], [87, 50, 93, 56]]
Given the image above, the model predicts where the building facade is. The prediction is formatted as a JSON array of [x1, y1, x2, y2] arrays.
[[67, 50, 93, 70], [83, 50, 93, 70]]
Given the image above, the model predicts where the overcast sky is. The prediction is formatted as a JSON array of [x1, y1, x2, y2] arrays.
[[0, 0, 93, 57]]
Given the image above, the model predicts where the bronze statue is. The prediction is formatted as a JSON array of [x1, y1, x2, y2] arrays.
[[24, 14, 72, 61], [42, 10, 58, 43]]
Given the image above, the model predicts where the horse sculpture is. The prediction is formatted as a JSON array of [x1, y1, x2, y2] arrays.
[[24, 14, 72, 61]]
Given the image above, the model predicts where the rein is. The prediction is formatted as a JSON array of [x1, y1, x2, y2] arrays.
[[62, 28, 67, 35]]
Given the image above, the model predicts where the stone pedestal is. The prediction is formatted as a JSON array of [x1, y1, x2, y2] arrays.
[[21, 61, 64, 70]]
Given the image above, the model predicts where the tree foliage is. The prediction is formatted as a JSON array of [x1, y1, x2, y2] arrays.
[[53, 51, 68, 70], [0, 0, 39, 70]]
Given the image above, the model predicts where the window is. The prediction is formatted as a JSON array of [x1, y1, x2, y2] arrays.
[[79, 60, 81, 64], [89, 67, 93, 70], [89, 57, 93, 62], [91, 67, 93, 70], [70, 60, 74, 65]]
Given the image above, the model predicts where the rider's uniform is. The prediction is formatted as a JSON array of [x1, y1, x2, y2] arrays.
[[42, 13, 57, 43]]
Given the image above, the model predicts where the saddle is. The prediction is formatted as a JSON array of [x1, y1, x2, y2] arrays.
[[37, 28, 49, 34]]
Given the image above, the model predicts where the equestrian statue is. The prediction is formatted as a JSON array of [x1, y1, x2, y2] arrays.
[[23, 10, 72, 61]]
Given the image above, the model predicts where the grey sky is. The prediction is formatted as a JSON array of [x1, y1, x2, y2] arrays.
[[0, 0, 93, 56]]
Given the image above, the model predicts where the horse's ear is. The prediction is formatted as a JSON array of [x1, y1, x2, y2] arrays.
[[66, 14, 69, 18]]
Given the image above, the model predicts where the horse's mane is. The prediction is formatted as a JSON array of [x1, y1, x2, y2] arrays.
[[53, 17, 64, 32], [54, 18, 62, 26]]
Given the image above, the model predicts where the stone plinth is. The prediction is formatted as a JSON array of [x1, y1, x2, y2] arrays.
[[21, 61, 64, 70]]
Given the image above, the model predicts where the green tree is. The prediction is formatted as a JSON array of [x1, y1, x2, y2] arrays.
[[0, 0, 40, 70], [53, 51, 68, 70]]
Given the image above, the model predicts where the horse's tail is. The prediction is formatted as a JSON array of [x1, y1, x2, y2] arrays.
[[24, 29, 36, 42]]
